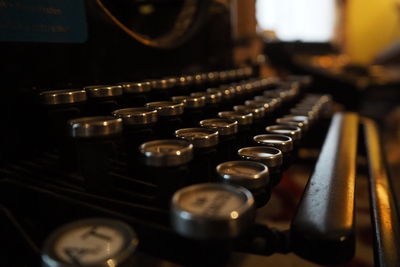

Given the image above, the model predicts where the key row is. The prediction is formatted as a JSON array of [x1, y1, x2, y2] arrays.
[[40, 93, 331, 267]]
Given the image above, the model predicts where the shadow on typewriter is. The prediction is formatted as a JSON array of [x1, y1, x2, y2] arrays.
[[1, 69, 399, 267]]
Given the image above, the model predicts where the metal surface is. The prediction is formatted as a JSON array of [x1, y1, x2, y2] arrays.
[[171, 95, 206, 108], [112, 107, 158, 125], [291, 112, 358, 264], [69, 116, 123, 138], [253, 134, 293, 153], [170, 183, 255, 240], [216, 161, 269, 190], [40, 89, 87, 105], [139, 139, 193, 167], [238, 146, 283, 168], [84, 85, 123, 98], [175, 128, 219, 148], [234, 105, 265, 119], [363, 118, 400, 267], [265, 125, 302, 141], [119, 82, 152, 94], [145, 101, 184, 117], [42, 218, 139, 267], [218, 111, 253, 126], [199, 118, 238, 136]]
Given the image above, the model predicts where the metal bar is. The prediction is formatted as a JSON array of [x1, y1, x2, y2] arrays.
[[291, 112, 359, 264], [363, 117, 400, 267]]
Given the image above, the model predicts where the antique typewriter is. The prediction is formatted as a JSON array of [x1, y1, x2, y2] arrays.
[[1, 1, 399, 266]]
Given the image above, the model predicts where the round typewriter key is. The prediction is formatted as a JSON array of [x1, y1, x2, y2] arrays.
[[40, 89, 87, 106], [69, 117, 123, 194], [199, 118, 238, 136], [218, 111, 254, 148], [140, 139, 193, 200], [290, 108, 316, 122], [253, 134, 294, 169], [112, 107, 158, 167], [85, 85, 124, 115], [119, 81, 151, 107], [42, 218, 138, 267], [39, 89, 87, 169], [276, 117, 308, 132], [146, 101, 184, 138], [265, 125, 302, 143], [171, 183, 255, 240], [216, 161, 271, 207], [208, 86, 235, 110], [234, 105, 265, 120], [113, 107, 157, 126], [148, 78, 174, 101], [191, 91, 222, 117], [175, 128, 219, 148], [218, 111, 253, 126], [140, 139, 193, 167], [146, 101, 184, 117], [254, 96, 281, 111], [200, 118, 238, 162], [175, 128, 219, 182], [69, 116, 123, 138], [234, 104, 266, 133], [173, 75, 191, 95], [172, 95, 206, 126], [245, 100, 271, 113], [238, 146, 283, 185], [253, 134, 293, 153], [280, 115, 310, 129]]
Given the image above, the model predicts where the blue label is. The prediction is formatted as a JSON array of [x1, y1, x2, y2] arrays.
[[0, 0, 87, 43]]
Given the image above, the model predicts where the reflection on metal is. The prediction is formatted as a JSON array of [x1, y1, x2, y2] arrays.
[[291, 112, 358, 264], [363, 118, 400, 267], [96, 0, 209, 49]]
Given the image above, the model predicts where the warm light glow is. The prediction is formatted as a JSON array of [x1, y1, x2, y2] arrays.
[[230, 211, 239, 219], [256, 0, 336, 42]]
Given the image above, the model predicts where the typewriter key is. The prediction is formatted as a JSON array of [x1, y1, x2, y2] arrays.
[[234, 104, 266, 133], [175, 128, 219, 182], [171, 183, 255, 240], [265, 125, 302, 144], [253, 134, 294, 170], [279, 115, 310, 130], [245, 100, 271, 113], [140, 139, 193, 199], [119, 81, 151, 107], [218, 111, 254, 148], [112, 107, 158, 166], [208, 86, 235, 110], [216, 161, 271, 207], [238, 146, 283, 185], [277, 117, 308, 132], [172, 95, 206, 126], [206, 71, 220, 87], [146, 101, 184, 138], [148, 78, 175, 101], [40, 89, 87, 106], [254, 96, 282, 111], [234, 105, 265, 120], [290, 108, 317, 123], [200, 118, 238, 162], [191, 91, 222, 117], [84, 85, 123, 115], [69, 116, 123, 194], [42, 218, 138, 267], [172, 75, 190, 95], [40, 89, 87, 169]]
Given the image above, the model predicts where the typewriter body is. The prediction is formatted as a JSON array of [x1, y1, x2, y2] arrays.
[[1, 1, 399, 266]]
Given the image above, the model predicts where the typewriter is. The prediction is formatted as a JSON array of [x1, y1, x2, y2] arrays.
[[1, 1, 399, 266]]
